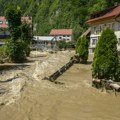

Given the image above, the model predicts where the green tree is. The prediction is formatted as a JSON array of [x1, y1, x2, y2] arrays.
[[88, 0, 107, 14], [92, 28, 119, 80], [5, 6, 21, 41], [21, 22, 32, 56], [76, 35, 89, 64], [5, 6, 26, 63]]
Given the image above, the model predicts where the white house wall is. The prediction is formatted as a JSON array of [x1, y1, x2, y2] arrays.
[[89, 17, 120, 53], [54, 35, 72, 42]]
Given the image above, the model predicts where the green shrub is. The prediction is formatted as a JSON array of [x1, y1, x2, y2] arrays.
[[76, 35, 89, 64], [6, 40, 26, 63], [0, 45, 7, 58], [57, 40, 68, 49], [92, 28, 119, 81]]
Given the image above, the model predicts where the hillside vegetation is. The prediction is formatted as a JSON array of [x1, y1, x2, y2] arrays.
[[0, 0, 119, 40]]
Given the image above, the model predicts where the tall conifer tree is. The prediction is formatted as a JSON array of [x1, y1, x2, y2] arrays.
[[92, 28, 119, 80], [76, 35, 89, 64]]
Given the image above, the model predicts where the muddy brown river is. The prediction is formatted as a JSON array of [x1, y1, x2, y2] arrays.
[[0, 52, 120, 120]]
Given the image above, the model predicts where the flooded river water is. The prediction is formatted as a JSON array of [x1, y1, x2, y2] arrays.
[[0, 52, 120, 120]]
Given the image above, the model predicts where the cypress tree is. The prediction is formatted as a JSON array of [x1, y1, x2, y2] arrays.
[[76, 35, 89, 64], [92, 28, 119, 80]]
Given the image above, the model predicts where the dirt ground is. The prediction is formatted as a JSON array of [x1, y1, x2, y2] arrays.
[[0, 52, 120, 120]]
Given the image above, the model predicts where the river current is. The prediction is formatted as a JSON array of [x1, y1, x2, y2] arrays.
[[0, 53, 120, 120]]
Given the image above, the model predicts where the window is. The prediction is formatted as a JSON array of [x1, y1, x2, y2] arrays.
[[118, 38, 120, 45], [104, 24, 107, 27], [93, 26, 96, 31], [92, 39, 97, 45], [0, 21, 3, 25], [99, 24, 106, 32], [93, 26, 101, 34], [107, 23, 115, 30], [99, 25, 102, 32], [93, 26, 97, 34], [112, 23, 115, 30], [108, 23, 111, 28], [118, 24, 120, 30], [59, 37, 62, 39]]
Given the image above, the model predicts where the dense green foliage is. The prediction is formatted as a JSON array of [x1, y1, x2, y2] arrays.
[[4, 7, 31, 63], [5, 6, 21, 41], [76, 36, 89, 64], [5, 7, 26, 62], [0, 44, 8, 62], [21, 22, 32, 56], [0, 0, 119, 40], [92, 28, 119, 81], [57, 40, 72, 49], [6, 40, 26, 62]]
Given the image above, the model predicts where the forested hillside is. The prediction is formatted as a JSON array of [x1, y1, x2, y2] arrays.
[[0, 0, 119, 40]]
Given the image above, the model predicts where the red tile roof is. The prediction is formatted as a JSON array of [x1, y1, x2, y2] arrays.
[[86, 5, 120, 24], [50, 29, 72, 35]]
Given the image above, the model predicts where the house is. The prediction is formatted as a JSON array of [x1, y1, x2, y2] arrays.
[[50, 29, 73, 42], [86, 4, 120, 53], [32, 36, 57, 49]]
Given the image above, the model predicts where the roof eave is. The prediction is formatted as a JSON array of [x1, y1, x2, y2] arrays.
[[86, 16, 116, 24]]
